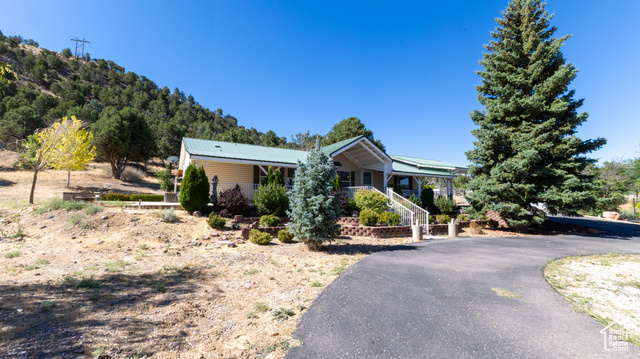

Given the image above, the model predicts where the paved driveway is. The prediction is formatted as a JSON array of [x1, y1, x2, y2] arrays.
[[287, 218, 640, 358]]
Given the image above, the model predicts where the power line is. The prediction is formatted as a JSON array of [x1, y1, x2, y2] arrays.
[[70, 37, 90, 58]]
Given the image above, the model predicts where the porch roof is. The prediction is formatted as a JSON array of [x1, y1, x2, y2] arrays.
[[391, 160, 456, 178]]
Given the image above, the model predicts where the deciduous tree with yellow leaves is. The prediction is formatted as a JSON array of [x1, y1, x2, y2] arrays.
[[24, 116, 96, 204]]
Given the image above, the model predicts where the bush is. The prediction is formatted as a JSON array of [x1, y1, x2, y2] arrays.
[[359, 209, 379, 226], [254, 183, 289, 216], [332, 190, 350, 216], [421, 186, 435, 212], [121, 166, 147, 182], [390, 184, 403, 195], [218, 184, 248, 216], [469, 221, 484, 235], [407, 193, 422, 207], [429, 215, 435, 223], [154, 167, 174, 192], [435, 214, 451, 224], [378, 211, 401, 226], [260, 214, 281, 227], [129, 194, 164, 202], [208, 213, 226, 229], [249, 229, 272, 244], [278, 229, 294, 243], [457, 213, 468, 222], [353, 189, 388, 214], [434, 196, 456, 215], [179, 164, 210, 214], [83, 204, 103, 215], [487, 219, 499, 229], [158, 208, 177, 223], [219, 209, 232, 218], [102, 193, 130, 201], [261, 167, 285, 186]]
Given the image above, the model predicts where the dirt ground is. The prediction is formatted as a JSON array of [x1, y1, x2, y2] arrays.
[[0, 151, 616, 358], [544, 254, 640, 347]]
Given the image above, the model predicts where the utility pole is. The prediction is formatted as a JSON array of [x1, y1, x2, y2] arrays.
[[69, 37, 90, 59]]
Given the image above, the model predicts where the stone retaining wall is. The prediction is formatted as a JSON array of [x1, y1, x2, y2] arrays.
[[339, 225, 412, 238]]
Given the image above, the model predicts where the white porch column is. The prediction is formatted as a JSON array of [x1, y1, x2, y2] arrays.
[[414, 177, 425, 198]]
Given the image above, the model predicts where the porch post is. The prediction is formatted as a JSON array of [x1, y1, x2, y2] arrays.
[[415, 177, 425, 198]]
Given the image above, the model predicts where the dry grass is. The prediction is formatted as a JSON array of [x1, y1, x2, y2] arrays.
[[544, 254, 640, 347]]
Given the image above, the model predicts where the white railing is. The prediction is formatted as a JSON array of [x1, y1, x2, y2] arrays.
[[386, 188, 430, 233], [214, 182, 292, 204], [401, 189, 419, 198]]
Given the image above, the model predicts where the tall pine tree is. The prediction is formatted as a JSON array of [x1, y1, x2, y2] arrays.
[[466, 0, 605, 227]]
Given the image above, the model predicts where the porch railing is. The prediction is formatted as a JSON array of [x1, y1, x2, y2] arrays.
[[342, 186, 375, 198], [386, 188, 430, 233]]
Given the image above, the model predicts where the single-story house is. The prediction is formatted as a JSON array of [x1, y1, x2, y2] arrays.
[[178, 135, 467, 203]]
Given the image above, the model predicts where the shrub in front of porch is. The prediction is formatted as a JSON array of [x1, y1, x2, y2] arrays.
[[179, 164, 210, 214], [359, 209, 379, 226], [254, 182, 289, 216], [287, 145, 341, 249], [434, 196, 456, 215], [378, 211, 401, 226], [353, 189, 388, 214], [218, 184, 248, 215]]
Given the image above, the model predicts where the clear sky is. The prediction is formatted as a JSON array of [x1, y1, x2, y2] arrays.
[[1, 0, 638, 166]]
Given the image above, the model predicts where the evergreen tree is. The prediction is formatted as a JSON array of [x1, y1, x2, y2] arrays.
[[179, 163, 210, 213], [466, 0, 605, 227], [287, 144, 341, 248], [323, 117, 385, 153]]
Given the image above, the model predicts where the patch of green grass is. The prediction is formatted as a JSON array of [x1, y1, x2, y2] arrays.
[[4, 250, 21, 258], [332, 265, 346, 275], [259, 339, 290, 358], [11, 226, 25, 238], [211, 270, 224, 278], [25, 264, 39, 270], [246, 310, 257, 319], [63, 275, 101, 289], [104, 260, 130, 272], [5, 265, 18, 276], [139, 244, 148, 250], [68, 213, 84, 226], [83, 203, 104, 215], [151, 281, 166, 293], [254, 302, 270, 312], [39, 300, 57, 312], [491, 287, 521, 299], [36, 258, 49, 265], [245, 269, 260, 276], [92, 347, 105, 359], [311, 281, 324, 287], [618, 280, 640, 289], [271, 307, 294, 321]]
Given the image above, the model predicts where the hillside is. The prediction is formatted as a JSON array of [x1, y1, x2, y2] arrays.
[[0, 31, 297, 162]]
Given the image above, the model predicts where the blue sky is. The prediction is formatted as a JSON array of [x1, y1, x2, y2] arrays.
[[1, 0, 638, 166]]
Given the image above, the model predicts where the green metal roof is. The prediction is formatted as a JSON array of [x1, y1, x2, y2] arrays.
[[390, 154, 467, 170], [391, 160, 455, 177], [183, 137, 307, 165], [320, 135, 366, 157]]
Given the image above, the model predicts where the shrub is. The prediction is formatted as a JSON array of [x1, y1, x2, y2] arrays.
[[154, 167, 173, 192], [129, 194, 164, 202], [421, 186, 435, 212], [208, 213, 226, 229], [435, 214, 451, 224], [218, 184, 248, 216], [353, 189, 388, 214], [429, 215, 435, 223], [254, 183, 289, 216], [179, 164, 210, 214], [158, 208, 177, 223], [278, 229, 294, 243], [434, 196, 456, 215], [121, 166, 147, 182], [102, 193, 130, 201], [261, 167, 285, 186], [260, 214, 281, 227], [391, 184, 403, 195], [219, 209, 232, 218], [457, 213, 468, 222], [359, 209, 379, 226], [407, 193, 422, 207], [83, 204, 103, 215], [469, 221, 484, 235], [487, 219, 499, 229], [287, 146, 341, 248], [332, 190, 350, 216], [378, 211, 401, 226], [249, 229, 272, 244]]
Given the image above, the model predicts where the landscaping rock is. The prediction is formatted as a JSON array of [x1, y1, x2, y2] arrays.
[[202, 235, 210, 240], [193, 211, 202, 217], [233, 215, 243, 223], [101, 215, 108, 220], [131, 217, 140, 222], [249, 221, 259, 229], [236, 239, 245, 244], [603, 211, 621, 220], [210, 231, 219, 237], [241, 227, 250, 239]]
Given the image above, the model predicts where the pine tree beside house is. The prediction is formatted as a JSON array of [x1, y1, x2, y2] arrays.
[[466, 0, 606, 227], [287, 144, 341, 248], [179, 163, 210, 213]]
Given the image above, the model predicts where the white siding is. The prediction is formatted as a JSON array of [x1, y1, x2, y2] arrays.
[[199, 160, 254, 184]]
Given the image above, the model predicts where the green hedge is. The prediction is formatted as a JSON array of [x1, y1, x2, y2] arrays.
[[102, 193, 164, 202]]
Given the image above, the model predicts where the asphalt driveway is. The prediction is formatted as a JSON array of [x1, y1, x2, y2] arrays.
[[286, 218, 640, 358]]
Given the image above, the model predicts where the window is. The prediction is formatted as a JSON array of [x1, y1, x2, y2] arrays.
[[362, 171, 372, 186], [394, 175, 413, 190], [337, 170, 355, 188]]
